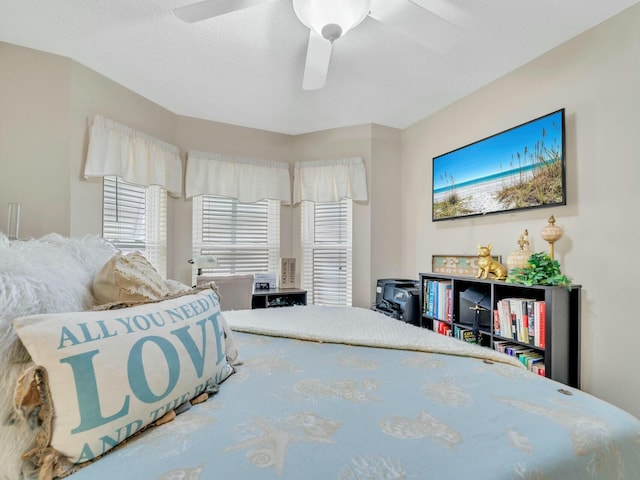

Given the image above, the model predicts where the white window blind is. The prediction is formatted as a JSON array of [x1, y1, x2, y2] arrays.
[[192, 195, 280, 283], [301, 199, 352, 306], [102, 176, 167, 277]]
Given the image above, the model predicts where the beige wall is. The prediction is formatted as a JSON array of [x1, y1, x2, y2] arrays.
[[400, 4, 640, 417], [369, 124, 404, 293], [0, 43, 72, 236]]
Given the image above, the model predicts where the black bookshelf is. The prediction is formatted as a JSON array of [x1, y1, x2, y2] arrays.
[[419, 273, 581, 388]]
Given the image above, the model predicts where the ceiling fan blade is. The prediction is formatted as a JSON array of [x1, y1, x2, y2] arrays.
[[302, 30, 333, 91], [369, 0, 461, 54], [174, 0, 272, 23]]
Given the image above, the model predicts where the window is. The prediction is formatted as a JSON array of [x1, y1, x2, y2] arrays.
[[102, 176, 167, 277], [192, 195, 280, 283], [301, 199, 352, 306]]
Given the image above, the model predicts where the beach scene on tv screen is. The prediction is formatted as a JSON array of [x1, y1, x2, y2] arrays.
[[432, 110, 564, 221]]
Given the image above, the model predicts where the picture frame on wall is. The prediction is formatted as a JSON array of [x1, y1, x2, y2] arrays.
[[432, 109, 566, 221]]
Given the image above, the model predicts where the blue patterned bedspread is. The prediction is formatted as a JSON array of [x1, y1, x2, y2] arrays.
[[68, 308, 640, 480]]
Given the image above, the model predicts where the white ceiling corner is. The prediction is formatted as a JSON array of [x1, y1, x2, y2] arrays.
[[1, 0, 638, 135]]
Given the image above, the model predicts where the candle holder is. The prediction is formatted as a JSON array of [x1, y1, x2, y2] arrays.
[[7, 203, 20, 240], [541, 215, 562, 260]]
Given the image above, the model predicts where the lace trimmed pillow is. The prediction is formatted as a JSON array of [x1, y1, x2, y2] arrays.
[[92, 252, 188, 305], [12, 289, 235, 479]]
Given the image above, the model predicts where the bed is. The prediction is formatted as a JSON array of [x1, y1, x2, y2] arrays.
[[2, 235, 640, 480]]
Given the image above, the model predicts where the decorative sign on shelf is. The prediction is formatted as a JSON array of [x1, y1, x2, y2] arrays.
[[432, 254, 502, 277], [280, 258, 296, 288]]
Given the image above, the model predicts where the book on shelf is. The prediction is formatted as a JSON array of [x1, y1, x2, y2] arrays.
[[453, 326, 481, 344], [493, 340, 512, 354], [534, 363, 546, 377], [521, 300, 530, 345], [527, 300, 535, 346], [509, 298, 523, 342], [422, 279, 452, 321], [496, 299, 512, 339], [425, 279, 434, 315], [445, 283, 453, 322], [505, 344, 531, 358], [493, 341, 545, 375], [537, 301, 546, 348], [494, 297, 543, 347], [434, 319, 451, 336], [533, 301, 544, 347], [493, 309, 501, 336], [518, 350, 543, 369], [528, 356, 545, 372], [508, 298, 533, 344], [517, 299, 546, 348]]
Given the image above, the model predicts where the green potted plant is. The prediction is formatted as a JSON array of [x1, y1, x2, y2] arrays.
[[506, 252, 571, 289]]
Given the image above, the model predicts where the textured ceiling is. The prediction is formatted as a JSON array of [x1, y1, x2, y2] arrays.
[[1, 0, 638, 135]]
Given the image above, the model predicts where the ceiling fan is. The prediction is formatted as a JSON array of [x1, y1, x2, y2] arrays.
[[174, 0, 461, 90]]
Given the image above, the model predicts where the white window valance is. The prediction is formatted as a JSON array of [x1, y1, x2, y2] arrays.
[[84, 115, 183, 197], [185, 151, 291, 204], [293, 157, 368, 204]]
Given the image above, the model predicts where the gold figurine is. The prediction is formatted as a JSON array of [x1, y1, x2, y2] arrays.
[[476, 244, 508, 280], [517, 229, 530, 251], [507, 229, 532, 272]]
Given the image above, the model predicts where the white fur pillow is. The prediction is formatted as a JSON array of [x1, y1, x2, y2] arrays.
[[13, 289, 234, 476], [0, 233, 117, 480]]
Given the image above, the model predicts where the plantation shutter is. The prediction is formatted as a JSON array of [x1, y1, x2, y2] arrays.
[[301, 199, 352, 306], [192, 195, 280, 282], [102, 176, 167, 277]]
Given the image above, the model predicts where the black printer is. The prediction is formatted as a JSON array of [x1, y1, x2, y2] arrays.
[[373, 278, 420, 325]]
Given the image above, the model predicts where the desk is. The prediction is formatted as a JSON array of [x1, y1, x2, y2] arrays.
[[252, 288, 307, 309]]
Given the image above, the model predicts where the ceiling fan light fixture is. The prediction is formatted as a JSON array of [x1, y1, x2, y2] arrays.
[[293, 0, 371, 42], [321, 24, 342, 43]]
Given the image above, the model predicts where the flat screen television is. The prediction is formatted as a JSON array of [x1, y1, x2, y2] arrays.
[[432, 109, 566, 221]]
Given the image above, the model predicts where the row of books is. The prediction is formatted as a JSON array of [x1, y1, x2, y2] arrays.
[[435, 322, 489, 347], [422, 280, 452, 321], [434, 319, 451, 336], [452, 325, 486, 345], [494, 340, 546, 377], [435, 312, 546, 376], [493, 297, 546, 348]]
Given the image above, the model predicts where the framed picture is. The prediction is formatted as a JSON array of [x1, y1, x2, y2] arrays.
[[432, 109, 566, 221], [432, 254, 502, 277]]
